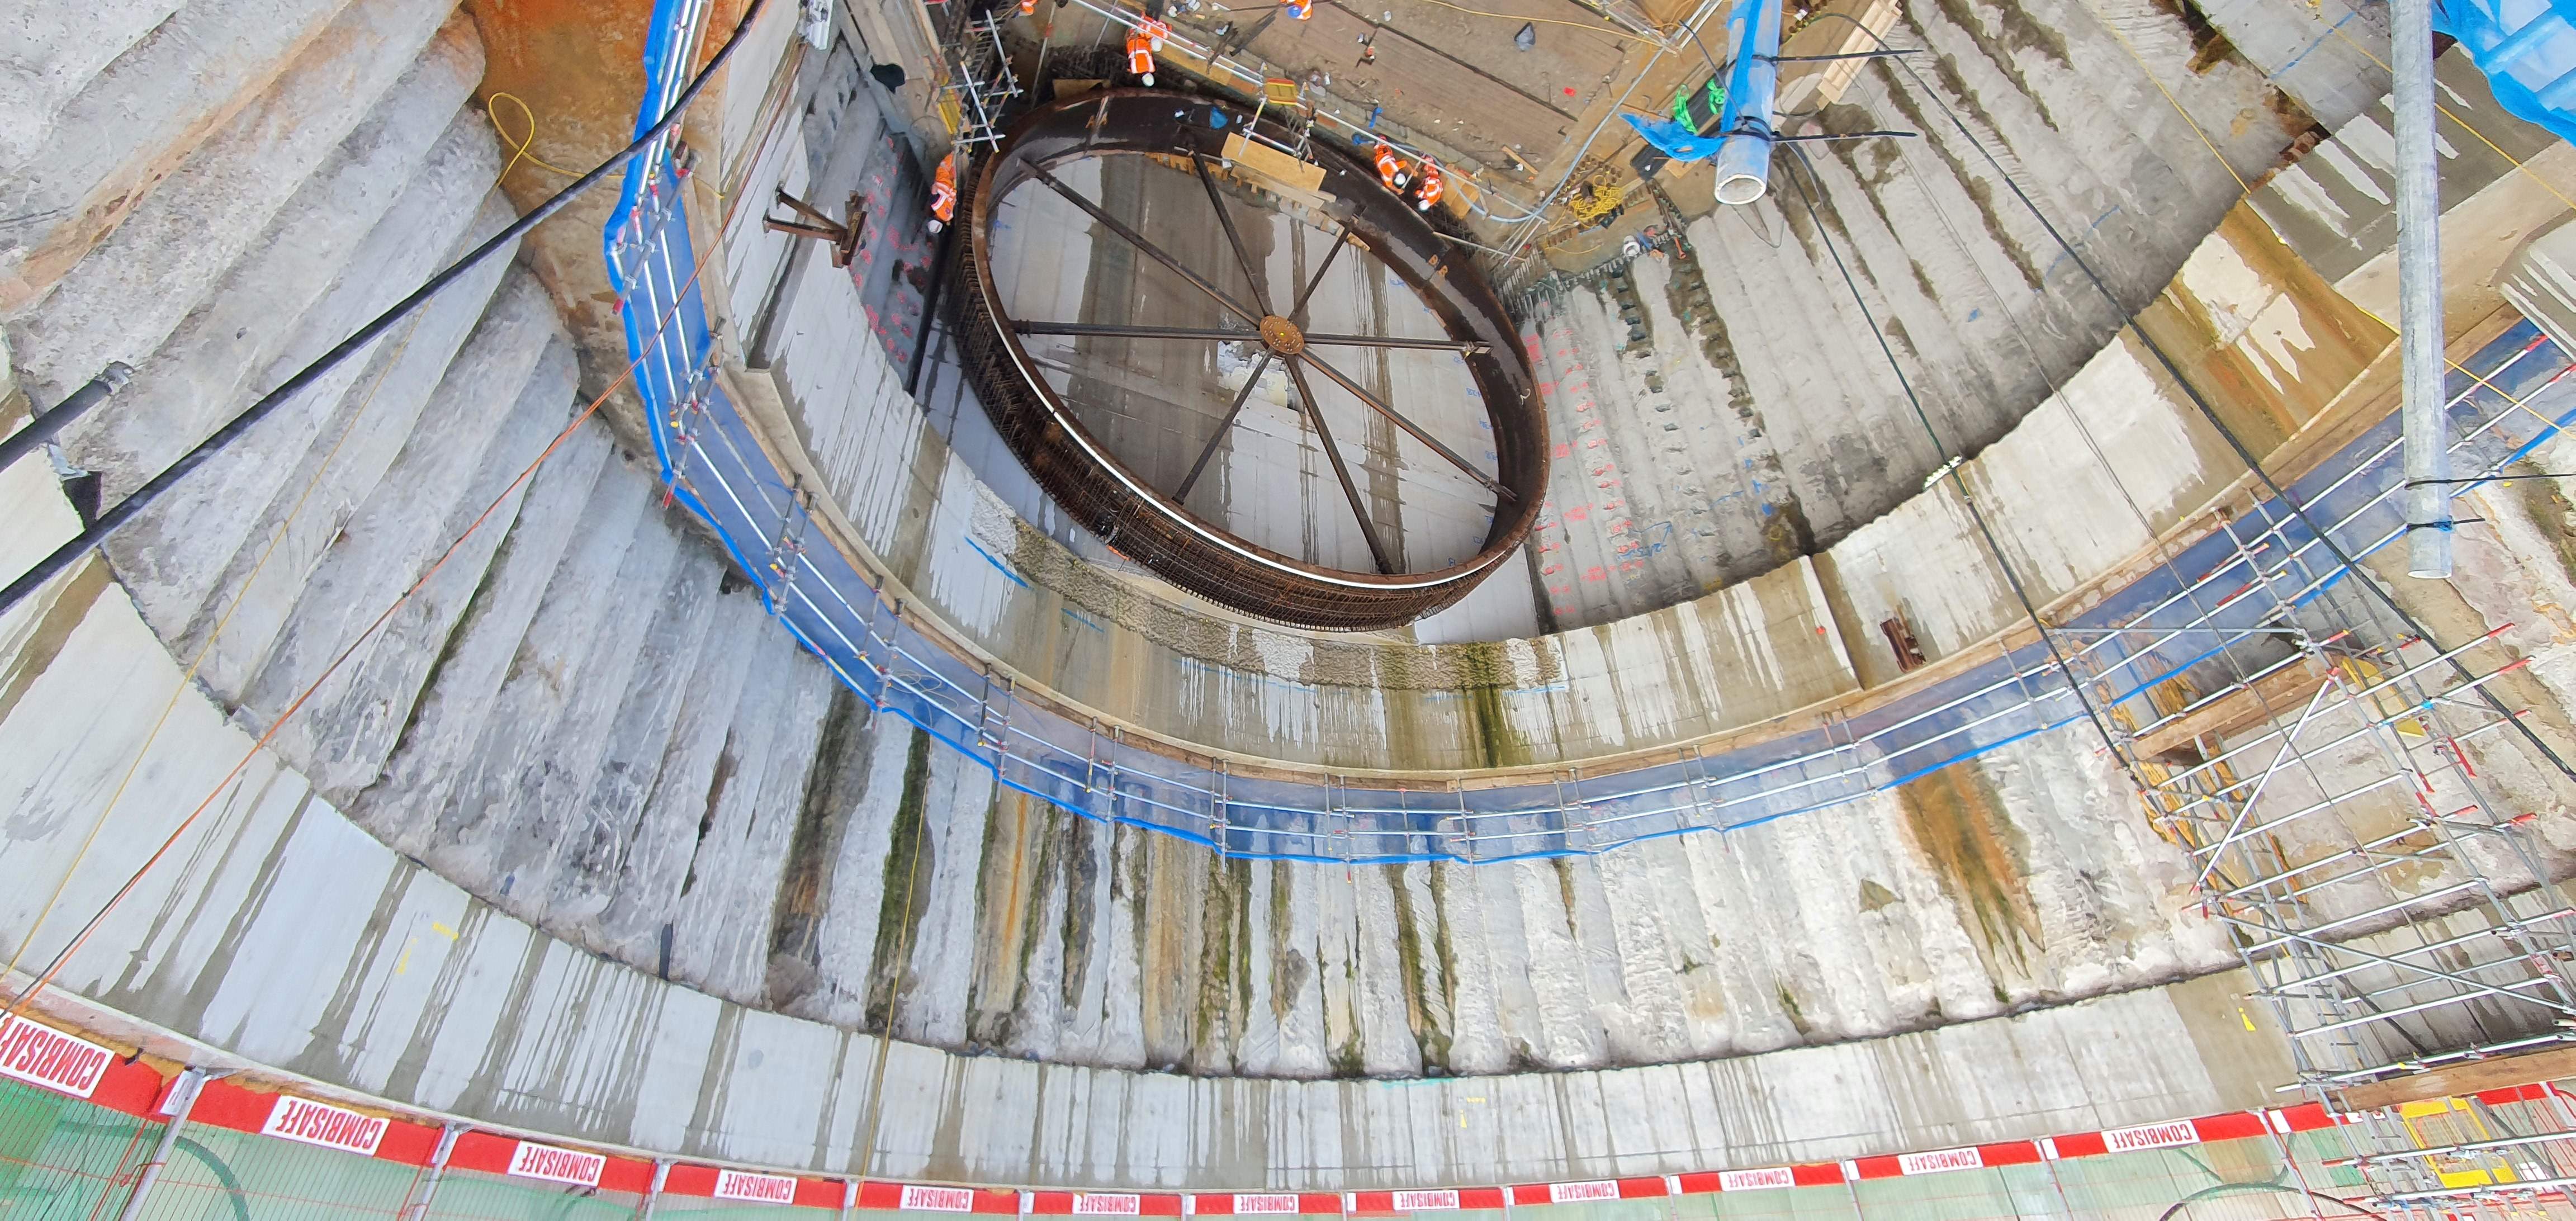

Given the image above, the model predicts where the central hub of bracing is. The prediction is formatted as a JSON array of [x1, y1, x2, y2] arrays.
[[1258, 315, 1305, 356]]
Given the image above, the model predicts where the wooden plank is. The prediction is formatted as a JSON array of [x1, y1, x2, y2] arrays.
[[2340, 1046, 2576, 1111], [2130, 660, 2328, 764], [1221, 133, 1327, 193]]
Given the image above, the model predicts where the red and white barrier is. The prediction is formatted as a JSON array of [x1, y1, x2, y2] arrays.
[[0, 1010, 2499, 1214]]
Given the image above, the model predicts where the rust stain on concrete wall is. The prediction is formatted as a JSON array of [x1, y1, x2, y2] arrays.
[[1895, 763, 2041, 981]]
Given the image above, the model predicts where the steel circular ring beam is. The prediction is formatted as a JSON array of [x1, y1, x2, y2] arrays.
[[954, 90, 1546, 630]]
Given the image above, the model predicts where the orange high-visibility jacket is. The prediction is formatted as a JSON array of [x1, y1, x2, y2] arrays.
[[1414, 161, 1444, 210], [1137, 16, 1169, 46], [1125, 30, 1154, 77], [1373, 143, 1407, 189], [930, 153, 958, 226]]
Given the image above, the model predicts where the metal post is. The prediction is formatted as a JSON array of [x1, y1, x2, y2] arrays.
[[113, 1067, 206, 1221], [401, 1123, 465, 1221], [637, 1159, 672, 1219], [2398, 0, 2452, 578], [1839, 1163, 1868, 1221]]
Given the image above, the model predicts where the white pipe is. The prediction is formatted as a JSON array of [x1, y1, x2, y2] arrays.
[[1711, 0, 1781, 205], [2399, 0, 2452, 577]]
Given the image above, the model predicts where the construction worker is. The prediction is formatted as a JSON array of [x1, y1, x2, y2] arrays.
[[928, 151, 957, 233], [1372, 140, 1409, 191], [1284, 0, 1312, 18], [1125, 27, 1156, 85], [1138, 14, 1169, 48], [1412, 157, 1444, 212], [1020, 0, 1038, 15]]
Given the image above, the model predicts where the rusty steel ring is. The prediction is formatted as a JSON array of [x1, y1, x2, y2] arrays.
[[953, 90, 1547, 631]]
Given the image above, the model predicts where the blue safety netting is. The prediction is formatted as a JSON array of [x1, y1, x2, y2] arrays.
[[602, 0, 2576, 865]]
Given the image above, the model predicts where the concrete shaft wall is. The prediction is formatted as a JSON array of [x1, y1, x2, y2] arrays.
[[0, 1, 2304, 1163], [6, 0, 2576, 1190]]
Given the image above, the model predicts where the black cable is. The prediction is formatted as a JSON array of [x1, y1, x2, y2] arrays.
[[173, 1134, 253, 1221], [0, 0, 771, 620], [2411, 473, 2575, 484], [1803, 9, 2576, 780], [2152, 1178, 2389, 1221], [1779, 145, 2129, 763], [1682, 20, 1727, 79], [0, 364, 130, 473]]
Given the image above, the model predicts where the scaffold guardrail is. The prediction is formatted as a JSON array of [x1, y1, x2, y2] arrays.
[[603, 0, 2576, 869]]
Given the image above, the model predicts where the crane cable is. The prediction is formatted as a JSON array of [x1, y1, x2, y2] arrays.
[[1, 214, 737, 1029], [0, 0, 772, 622], [2, 0, 772, 1025], [1794, 10, 2576, 782], [0, 26, 623, 1005]]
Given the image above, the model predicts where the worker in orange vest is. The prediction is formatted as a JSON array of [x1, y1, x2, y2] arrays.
[[1372, 141, 1409, 191], [1284, 0, 1311, 17], [1413, 157, 1444, 212], [1020, 0, 1037, 14], [1126, 27, 1157, 86], [1137, 15, 1170, 46], [928, 152, 957, 233]]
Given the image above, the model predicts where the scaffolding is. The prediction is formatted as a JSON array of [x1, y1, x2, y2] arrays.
[[2330, 1084, 2576, 1215], [2010, 330, 2576, 1209], [942, 9, 1019, 150]]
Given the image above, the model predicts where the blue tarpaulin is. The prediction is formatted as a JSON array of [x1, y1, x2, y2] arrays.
[[1622, 112, 1729, 161], [2436, 0, 2576, 145]]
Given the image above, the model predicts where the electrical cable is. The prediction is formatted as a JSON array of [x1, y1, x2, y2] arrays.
[[0, 231, 724, 1028], [0, 313, 429, 997], [1871, 51, 2370, 882], [1682, 18, 1726, 80], [1778, 145, 2130, 763], [2153, 1178, 2389, 1221], [1, 6, 761, 1027], [0, 0, 771, 623], [1801, 8, 2576, 781], [485, 91, 590, 180], [0, 68, 651, 1000]]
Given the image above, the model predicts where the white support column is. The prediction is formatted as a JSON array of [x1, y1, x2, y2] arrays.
[[401, 1124, 466, 1221], [637, 1159, 673, 1220], [113, 1067, 206, 1221]]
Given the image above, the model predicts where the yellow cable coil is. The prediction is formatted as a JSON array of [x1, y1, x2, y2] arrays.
[[1567, 178, 1630, 223]]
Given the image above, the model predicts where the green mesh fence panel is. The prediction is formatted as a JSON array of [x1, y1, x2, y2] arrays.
[[418, 1168, 646, 1221], [1851, 1169, 2029, 1221], [129, 1120, 425, 1220], [0, 1069, 2418, 1221], [0, 1076, 151, 1220], [654, 1191, 842, 1217], [1700, 1186, 1855, 1221]]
